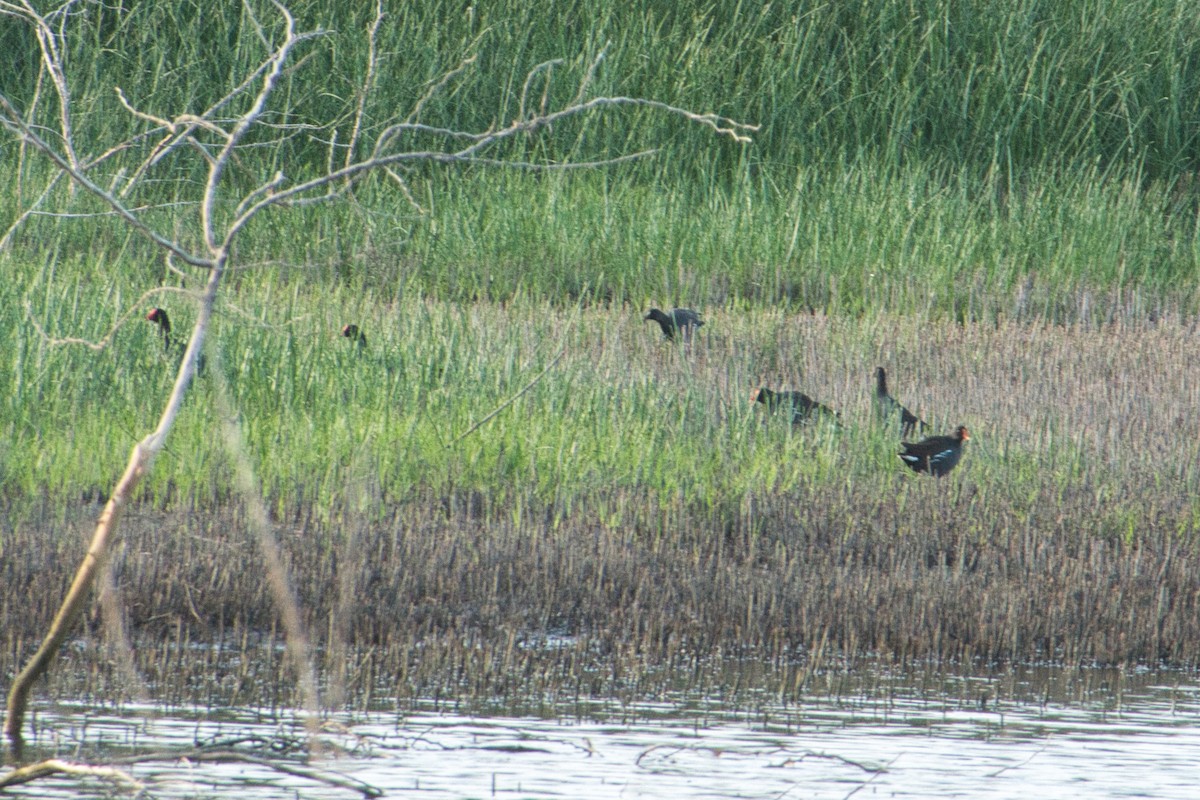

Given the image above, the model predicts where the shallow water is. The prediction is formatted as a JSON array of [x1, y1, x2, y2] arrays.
[[9, 671, 1200, 799]]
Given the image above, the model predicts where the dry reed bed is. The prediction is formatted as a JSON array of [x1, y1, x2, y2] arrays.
[[4, 305, 1200, 708]]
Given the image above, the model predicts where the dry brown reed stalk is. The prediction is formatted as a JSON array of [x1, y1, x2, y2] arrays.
[[5, 302, 1199, 682]]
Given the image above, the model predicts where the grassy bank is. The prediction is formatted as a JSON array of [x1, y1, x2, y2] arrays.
[[3, 299, 1200, 696], [5, 291, 1200, 515]]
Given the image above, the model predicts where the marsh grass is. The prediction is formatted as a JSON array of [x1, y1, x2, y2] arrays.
[[6, 161, 1197, 324], [5, 0, 1200, 717], [6, 284, 1199, 511], [10, 0, 1199, 175], [4, 296, 1200, 710], [6, 0, 1200, 312]]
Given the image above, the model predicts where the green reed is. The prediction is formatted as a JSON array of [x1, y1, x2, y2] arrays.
[[5, 0, 1200, 311]]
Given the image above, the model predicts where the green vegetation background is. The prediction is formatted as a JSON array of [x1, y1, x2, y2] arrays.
[[2, 0, 1199, 514]]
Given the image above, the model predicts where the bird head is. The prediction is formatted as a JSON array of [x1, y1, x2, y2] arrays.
[[146, 307, 169, 328]]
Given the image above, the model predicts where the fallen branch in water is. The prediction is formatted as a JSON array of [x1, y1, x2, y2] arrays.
[[0, 740, 383, 798], [0, 759, 143, 792]]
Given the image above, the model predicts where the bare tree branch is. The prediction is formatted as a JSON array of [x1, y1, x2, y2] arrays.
[[230, 96, 754, 235], [344, 0, 385, 168], [113, 34, 326, 197], [202, 1, 300, 251], [0, 93, 213, 267], [0, 170, 63, 250], [0, 0, 81, 170], [0, 758, 143, 791]]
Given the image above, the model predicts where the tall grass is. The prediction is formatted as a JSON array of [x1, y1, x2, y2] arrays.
[[8, 0, 1199, 175], [4, 164, 1197, 318], [3, 0, 1199, 310], [4, 279, 1199, 520]]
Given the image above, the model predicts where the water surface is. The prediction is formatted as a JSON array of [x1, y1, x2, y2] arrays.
[[10, 668, 1200, 798]]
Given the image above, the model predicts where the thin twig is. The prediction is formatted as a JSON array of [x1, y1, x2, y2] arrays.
[[185, 750, 383, 798], [571, 43, 610, 107], [0, 170, 62, 250], [202, 0, 300, 251], [519, 59, 564, 122], [26, 200, 197, 219], [840, 753, 900, 799], [284, 150, 660, 212], [986, 745, 1046, 778], [448, 346, 567, 447], [113, 85, 174, 130], [0, 92, 213, 267], [445, 281, 584, 449], [210, 345, 323, 735], [383, 167, 425, 213], [23, 288, 196, 350], [344, 0, 384, 168], [406, 51, 481, 125], [2, 0, 80, 169]]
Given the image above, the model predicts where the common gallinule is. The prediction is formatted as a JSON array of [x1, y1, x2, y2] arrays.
[[875, 366, 928, 438], [644, 307, 704, 342], [752, 386, 840, 425], [898, 425, 969, 476], [146, 307, 175, 351], [341, 323, 367, 349], [147, 307, 206, 372]]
